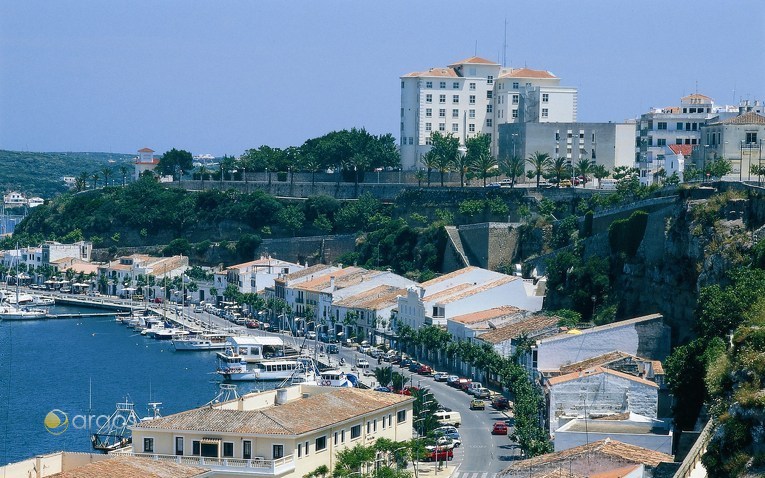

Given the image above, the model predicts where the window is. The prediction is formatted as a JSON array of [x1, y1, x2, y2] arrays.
[[425, 136, 432, 146], [334, 432, 338, 445], [452, 82, 459, 89], [397, 410, 407, 423], [469, 109, 475, 119], [486, 91, 493, 99], [469, 123, 476, 133], [542, 93, 549, 103], [512, 109, 518, 118], [192, 441, 200, 456], [273, 445, 284, 459], [439, 123, 445, 131], [452, 95, 459, 104], [367, 421, 371, 434], [469, 82, 476, 90], [143, 438, 154, 453], [487, 104, 493, 113], [425, 108, 432, 118], [341, 430, 346, 443], [657, 138, 666, 146], [541, 108, 548, 118], [487, 75, 493, 84], [452, 109, 459, 118], [243, 441, 252, 460], [469, 95, 476, 104], [513, 82, 519, 89], [747, 132, 758, 144], [676, 122, 683, 131], [555, 132, 560, 141], [175, 437, 184, 456], [401, 81, 405, 89], [223, 442, 234, 458], [389, 414, 393, 427], [298, 443, 302, 457], [486, 119, 493, 127], [425, 81, 432, 88], [439, 81, 446, 89], [316, 436, 327, 451], [512, 95, 519, 105], [351, 424, 362, 439], [409, 137, 413, 145], [439, 108, 445, 118], [425, 123, 431, 131], [439, 94, 446, 104], [526, 82, 532, 87], [425, 94, 432, 103], [676, 138, 683, 145], [657, 122, 667, 130], [452, 124, 459, 132]]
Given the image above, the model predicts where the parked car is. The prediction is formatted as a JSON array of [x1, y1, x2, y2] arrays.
[[433, 372, 449, 382], [417, 365, 433, 376], [424, 448, 453, 462], [492, 396, 510, 410], [306, 331, 317, 340], [400, 358, 412, 368], [445, 375, 460, 386], [491, 421, 508, 435], [470, 399, 486, 410], [326, 344, 339, 354], [356, 359, 370, 369], [246, 320, 259, 329], [409, 361, 421, 372], [457, 379, 473, 392], [433, 411, 461, 427], [434, 426, 460, 441]]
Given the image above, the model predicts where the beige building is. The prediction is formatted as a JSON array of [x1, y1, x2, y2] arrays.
[[121, 385, 414, 477]]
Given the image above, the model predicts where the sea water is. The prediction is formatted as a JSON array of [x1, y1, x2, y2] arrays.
[[0, 304, 265, 464]]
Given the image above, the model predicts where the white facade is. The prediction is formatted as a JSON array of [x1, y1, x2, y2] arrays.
[[400, 57, 577, 170], [134, 147, 159, 179], [533, 314, 670, 375], [553, 415, 672, 455], [226, 257, 304, 295], [547, 368, 659, 435], [396, 267, 543, 330]]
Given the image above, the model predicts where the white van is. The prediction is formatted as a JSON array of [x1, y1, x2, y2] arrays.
[[434, 411, 462, 427], [600, 178, 617, 190], [467, 382, 484, 395]]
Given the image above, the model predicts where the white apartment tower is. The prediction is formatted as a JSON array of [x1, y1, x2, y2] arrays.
[[400, 56, 577, 170]]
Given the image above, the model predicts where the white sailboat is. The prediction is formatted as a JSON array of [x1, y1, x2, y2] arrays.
[[0, 249, 49, 320]]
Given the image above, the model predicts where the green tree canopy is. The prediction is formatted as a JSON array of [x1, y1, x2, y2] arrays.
[[156, 148, 193, 176]]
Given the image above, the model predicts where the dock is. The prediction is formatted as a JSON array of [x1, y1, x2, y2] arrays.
[[47, 312, 131, 319]]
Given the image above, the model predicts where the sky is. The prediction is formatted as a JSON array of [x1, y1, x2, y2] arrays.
[[1, 1, 764, 157]]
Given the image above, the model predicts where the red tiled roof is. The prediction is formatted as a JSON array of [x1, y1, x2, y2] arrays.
[[716, 111, 765, 125], [500, 67, 557, 79], [668, 144, 694, 156], [547, 366, 658, 388], [138, 147, 155, 153], [402, 68, 459, 78], [448, 56, 499, 66], [450, 306, 522, 325], [681, 93, 713, 101]]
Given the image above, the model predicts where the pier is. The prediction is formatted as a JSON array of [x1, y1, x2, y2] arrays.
[[47, 312, 130, 319]]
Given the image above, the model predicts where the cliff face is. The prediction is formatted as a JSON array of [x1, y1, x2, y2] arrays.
[[611, 189, 760, 344]]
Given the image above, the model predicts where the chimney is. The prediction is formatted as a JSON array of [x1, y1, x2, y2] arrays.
[[275, 388, 289, 405], [418, 287, 425, 299], [330, 276, 336, 292]]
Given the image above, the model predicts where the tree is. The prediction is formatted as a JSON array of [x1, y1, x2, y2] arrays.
[[101, 167, 113, 187], [574, 157, 594, 187], [500, 154, 524, 188], [220, 155, 237, 182], [119, 165, 130, 187], [90, 172, 99, 189], [591, 164, 610, 188], [156, 148, 193, 177], [526, 151, 551, 188], [236, 234, 262, 261], [546, 156, 569, 187], [466, 133, 496, 187], [705, 157, 732, 179], [421, 151, 438, 187], [277, 205, 305, 236], [429, 132, 459, 187], [197, 164, 209, 189], [74, 172, 88, 192]]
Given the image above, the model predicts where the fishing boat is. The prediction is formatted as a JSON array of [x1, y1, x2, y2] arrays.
[[154, 328, 188, 340], [173, 333, 230, 351], [0, 302, 48, 320], [91, 399, 141, 452], [317, 369, 357, 388]]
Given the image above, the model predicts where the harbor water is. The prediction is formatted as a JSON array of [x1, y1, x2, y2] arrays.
[[0, 304, 265, 465]]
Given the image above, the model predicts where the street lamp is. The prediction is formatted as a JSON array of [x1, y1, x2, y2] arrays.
[[741, 140, 745, 181], [703, 144, 709, 181], [759, 139, 764, 186]]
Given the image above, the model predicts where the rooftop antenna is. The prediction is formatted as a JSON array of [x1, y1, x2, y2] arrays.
[[503, 18, 508, 67], [474, 40, 477, 57]]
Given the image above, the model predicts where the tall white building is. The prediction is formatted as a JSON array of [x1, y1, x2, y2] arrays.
[[399, 56, 577, 170]]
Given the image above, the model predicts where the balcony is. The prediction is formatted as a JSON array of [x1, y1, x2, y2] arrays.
[[111, 450, 295, 475]]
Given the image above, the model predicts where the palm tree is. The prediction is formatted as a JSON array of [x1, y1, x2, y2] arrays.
[[591, 164, 610, 188], [466, 133, 496, 187], [421, 151, 438, 187], [90, 172, 100, 190], [547, 156, 569, 187], [574, 157, 594, 188], [526, 151, 551, 188], [74, 174, 87, 192], [499, 154, 524, 188], [429, 132, 459, 187], [119, 165, 130, 186], [101, 167, 112, 187], [198, 165, 209, 189]]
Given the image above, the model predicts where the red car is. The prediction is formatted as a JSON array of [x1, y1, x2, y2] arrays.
[[246, 320, 259, 329], [425, 448, 453, 462], [417, 365, 433, 375], [458, 380, 473, 392], [492, 421, 508, 435]]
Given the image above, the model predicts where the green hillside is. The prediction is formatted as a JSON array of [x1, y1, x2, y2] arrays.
[[0, 150, 134, 198]]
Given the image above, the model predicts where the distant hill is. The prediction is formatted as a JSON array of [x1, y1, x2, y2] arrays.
[[0, 150, 135, 198]]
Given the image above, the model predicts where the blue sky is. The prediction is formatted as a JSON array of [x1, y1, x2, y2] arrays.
[[1, 1, 763, 156]]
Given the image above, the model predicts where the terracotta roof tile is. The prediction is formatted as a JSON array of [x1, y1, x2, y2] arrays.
[[681, 93, 713, 101], [402, 68, 459, 78], [478, 315, 560, 344], [49, 456, 208, 478], [448, 56, 500, 66], [558, 351, 632, 374], [714, 111, 765, 125], [668, 144, 694, 156], [449, 306, 522, 325], [421, 266, 480, 287], [136, 388, 412, 436], [499, 439, 673, 476], [333, 285, 408, 310], [546, 366, 658, 388], [138, 147, 155, 153], [438, 277, 518, 304], [499, 67, 557, 79], [281, 264, 333, 282]]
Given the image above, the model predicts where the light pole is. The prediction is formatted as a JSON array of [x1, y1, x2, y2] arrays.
[[740, 140, 745, 181], [703, 144, 709, 181], [759, 139, 764, 186]]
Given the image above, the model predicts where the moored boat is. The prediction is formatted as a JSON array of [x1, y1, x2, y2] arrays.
[[173, 333, 230, 351]]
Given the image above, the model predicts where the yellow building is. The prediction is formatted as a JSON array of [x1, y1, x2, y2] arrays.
[[120, 385, 414, 477]]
